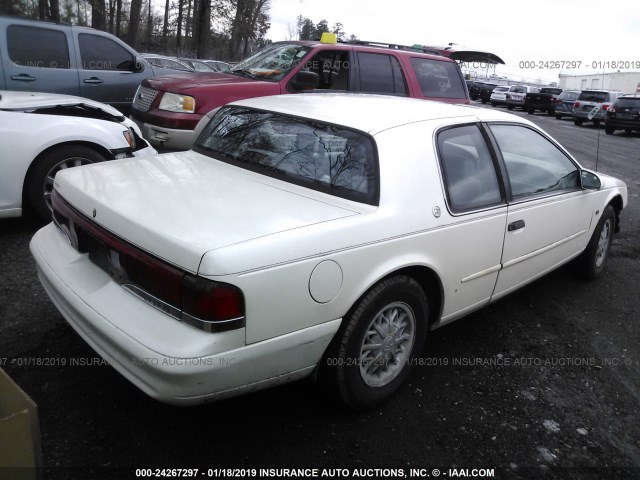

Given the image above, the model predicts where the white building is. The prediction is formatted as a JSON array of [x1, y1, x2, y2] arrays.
[[559, 71, 640, 94]]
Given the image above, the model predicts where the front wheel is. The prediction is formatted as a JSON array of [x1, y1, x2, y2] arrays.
[[334, 275, 428, 410], [507, 105, 514, 110], [605, 125, 614, 135], [574, 118, 584, 126], [573, 205, 615, 280], [527, 107, 535, 114], [26, 145, 106, 221]]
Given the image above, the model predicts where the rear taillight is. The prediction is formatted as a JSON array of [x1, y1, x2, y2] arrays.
[[602, 103, 611, 111], [574, 101, 580, 108], [609, 106, 616, 113], [52, 190, 245, 333], [182, 275, 245, 332]]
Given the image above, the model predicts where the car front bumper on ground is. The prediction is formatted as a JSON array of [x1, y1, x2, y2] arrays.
[[30, 223, 340, 405], [133, 120, 196, 150]]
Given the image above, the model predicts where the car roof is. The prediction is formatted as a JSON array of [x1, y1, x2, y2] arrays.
[[229, 93, 526, 134]]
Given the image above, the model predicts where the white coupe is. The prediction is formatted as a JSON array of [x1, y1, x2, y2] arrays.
[[30, 94, 628, 409], [0, 91, 156, 221]]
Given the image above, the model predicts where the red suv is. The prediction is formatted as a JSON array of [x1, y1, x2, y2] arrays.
[[130, 39, 472, 149]]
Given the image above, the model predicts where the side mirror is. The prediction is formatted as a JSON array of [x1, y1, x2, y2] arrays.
[[581, 170, 601, 190], [134, 56, 145, 72], [290, 71, 320, 91]]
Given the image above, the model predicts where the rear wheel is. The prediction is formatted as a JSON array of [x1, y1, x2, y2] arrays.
[[624, 128, 632, 135], [605, 125, 614, 135], [527, 107, 535, 114], [547, 108, 555, 116], [573, 205, 615, 280], [574, 118, 584, 126], [593, 120, 600, 128], [26, 145, 106, 222], [507, 105, 514, 110], [334, 275, 428, 410], [555, 114, 562, 120]]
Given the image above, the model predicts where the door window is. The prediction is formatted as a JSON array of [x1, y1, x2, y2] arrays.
[[299, 50, 350, 90], [7, 25, 70, 69], [411, 58, 467, 99], [78, 34, 135, 71], [357, 53, 407, 96], [437, 125, 503, 212], [489, 125, 580, 199]]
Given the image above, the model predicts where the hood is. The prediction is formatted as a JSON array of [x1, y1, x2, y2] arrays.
[[0, 90, 124, 118], [144, 72, 274, 92], [53, 150, 359, 273]]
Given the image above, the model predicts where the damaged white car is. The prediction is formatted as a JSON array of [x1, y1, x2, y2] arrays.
[[0, 91, 156, 221]]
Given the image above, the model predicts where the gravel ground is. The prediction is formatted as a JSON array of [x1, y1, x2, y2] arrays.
[[1, 107, 639, 480]]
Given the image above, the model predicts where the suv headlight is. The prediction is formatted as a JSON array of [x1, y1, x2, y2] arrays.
[[158, 92, 196, 113]]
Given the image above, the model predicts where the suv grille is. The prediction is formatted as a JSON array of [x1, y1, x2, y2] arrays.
[[133, 86, 158, 112]]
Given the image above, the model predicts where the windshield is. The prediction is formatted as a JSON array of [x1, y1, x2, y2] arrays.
[[230, 44, 311, 82], [195, 106, 379, 204]]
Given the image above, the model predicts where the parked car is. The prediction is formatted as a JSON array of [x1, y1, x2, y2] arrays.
[[506, 85, 540, 111], [477, 82, 499, 104], [130, 38, 472, 150], [605, 95, 640, 135], [490, 85, 510, 106], [0, 16, 177, 114], [554, 90, 581, 119], [0, 90, 156, 221], [467, 81, 498, 102], [143, 54, 194, 72], [31, 94, 627, 409], [524, 87, 563, 115], [202, 60, 232, 72], [177, 58, 218, 72], [573, 90, 625, 127]]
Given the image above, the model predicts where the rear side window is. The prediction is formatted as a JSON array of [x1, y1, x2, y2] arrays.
[[195, 107, 379, 205], [437, 125, 502, 212], [615, 98, 640, 108], [411, 58, 467, 99], [78, 34, 135, 71], [357, 53, 407, 96], [7, 25, 70, 69]]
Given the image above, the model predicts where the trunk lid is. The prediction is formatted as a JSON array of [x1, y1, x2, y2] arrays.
[[53, 151, 359, 273]]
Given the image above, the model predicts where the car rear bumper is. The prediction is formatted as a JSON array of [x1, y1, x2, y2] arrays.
[[605, 118, 640, 129], [30, 223, 340, 405], [574, 110, 606, 121]]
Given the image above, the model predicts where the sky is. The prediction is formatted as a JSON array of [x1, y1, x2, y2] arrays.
[[266, 0, 640, 84]]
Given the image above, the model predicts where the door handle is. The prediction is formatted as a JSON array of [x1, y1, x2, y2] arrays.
[[84, 77, 104, 84], [10, 74, 36, 82], [508, 220, 525, 231]]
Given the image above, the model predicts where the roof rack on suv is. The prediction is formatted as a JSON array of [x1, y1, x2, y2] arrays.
[[340, 39, 444, 56]]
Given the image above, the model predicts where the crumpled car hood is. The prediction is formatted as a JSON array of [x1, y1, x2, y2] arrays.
[[0, 90, 124, 119]]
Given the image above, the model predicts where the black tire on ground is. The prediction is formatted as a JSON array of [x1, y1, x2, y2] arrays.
[[547, 108, 555, 116], [555, 114, 562, 119], [507, 105, 514, 110], [491, 102, 497, 107], [605, 125, 614, 135], [527, 107, 535, 114], [333, 275, 429, 410], [573, 205, 616, 280], [625, 128, 632, 135], [593, 120, 601, 128], [574, 118, 583, 126], [26, 145, 106, 222], [481, 99, 487, 104]]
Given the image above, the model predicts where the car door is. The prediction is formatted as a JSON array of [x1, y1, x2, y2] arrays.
[[2, 22, 80, 95], [75, 31, 150, 110], [435, 123, 508, 322], [488, 123, 594, 299]]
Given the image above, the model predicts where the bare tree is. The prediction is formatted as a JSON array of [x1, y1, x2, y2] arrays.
[[91, 0, 106, 30], [115, 0, 122, 36], [193, 0, 210, 57], [176, 0, 184, 53], [50, 0, 61, 21], [127, 0, 143, 47], [162, 0, 170, 47]]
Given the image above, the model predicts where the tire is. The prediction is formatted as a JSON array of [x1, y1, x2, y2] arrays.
[[555, 114, 562, 120], [527, 107, 535, 115], [573, 205, 615, 280], [507, 105, 514, 110], [624, 128, 632, 136], [605, 125, 614, 135], [574, 118, 583, 126], [26, 145, 106, 221], [334, 275, 428, 410], [481, 99, 487, 104], [491, 102, 497, 107], [593, 120, 600, 128], [547, 108, 555, 116]]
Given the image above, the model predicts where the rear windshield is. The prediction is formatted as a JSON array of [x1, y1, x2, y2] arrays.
[[509, 86, 526, 93], [494, 86, 509, 92], [578, 91, 608, 102], [194, 106, 379, 205], [410, 58, 467, 99], [615, 97, 640, 108], [559, 91, 579, 101], [540, 88, 563, 95]]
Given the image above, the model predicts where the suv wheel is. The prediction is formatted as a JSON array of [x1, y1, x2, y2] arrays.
[[574, 118, 584, 126]]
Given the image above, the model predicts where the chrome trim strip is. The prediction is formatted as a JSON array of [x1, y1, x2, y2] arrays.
[[502, 229, 587, 269], [122, 283, 182, 319], [461, 264, 502, 283]]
